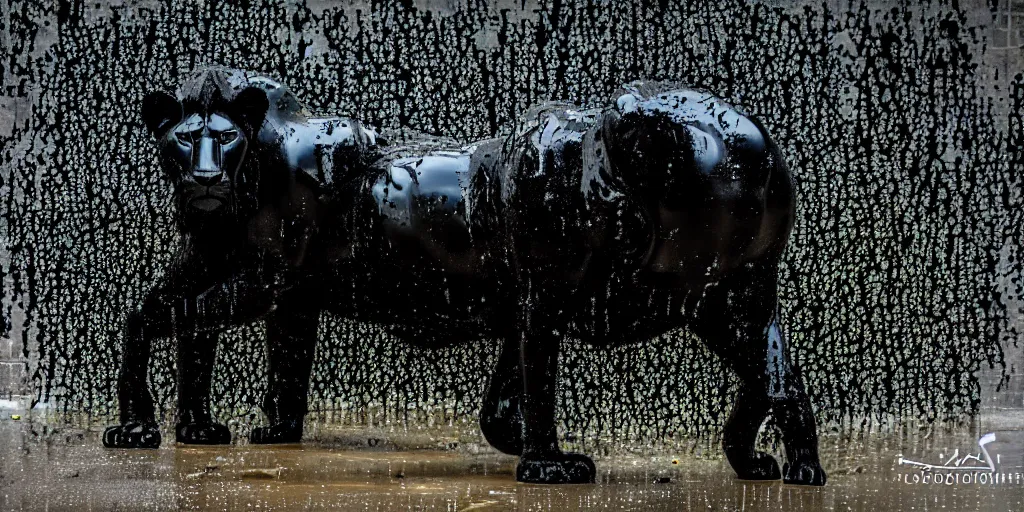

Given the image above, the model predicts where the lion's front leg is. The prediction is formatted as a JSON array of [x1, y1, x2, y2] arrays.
[[104, 257, 279, 449], [171, 271, 279, 445], [103, 292, 174, 449], [173, 326, 231, 445]]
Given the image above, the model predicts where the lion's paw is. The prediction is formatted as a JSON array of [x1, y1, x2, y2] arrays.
[[175, 422, 231, 445], [103, 422, 161, 449], [516, 452, 596, 484]]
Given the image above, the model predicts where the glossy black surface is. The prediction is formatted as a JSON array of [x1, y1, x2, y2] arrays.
[[104, 68, 825, 486]]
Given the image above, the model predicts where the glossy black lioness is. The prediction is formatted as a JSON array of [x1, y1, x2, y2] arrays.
[[104, 67, 826, 486]]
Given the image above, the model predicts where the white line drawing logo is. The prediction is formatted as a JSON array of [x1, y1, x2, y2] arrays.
[[898, 433, 999, 472]]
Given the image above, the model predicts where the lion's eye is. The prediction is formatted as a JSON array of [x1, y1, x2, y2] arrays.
[[177, 129, 203, 146], [174, 131, 193, 145], [219, 130, 239, 144]]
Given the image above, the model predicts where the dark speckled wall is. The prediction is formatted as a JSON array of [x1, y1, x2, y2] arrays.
[[0, 0, 1021, 448]]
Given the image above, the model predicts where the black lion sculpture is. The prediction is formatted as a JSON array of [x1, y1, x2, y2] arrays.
[[104, 67, 826, 486]]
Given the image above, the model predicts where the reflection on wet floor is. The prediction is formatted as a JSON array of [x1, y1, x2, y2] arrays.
[[1, 418, 1021, 511]]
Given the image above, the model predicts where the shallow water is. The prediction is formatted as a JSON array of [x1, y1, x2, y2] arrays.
[[1, 416, 1021, 511]]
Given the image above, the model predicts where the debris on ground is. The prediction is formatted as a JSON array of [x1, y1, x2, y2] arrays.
[[241, 467, 284, 479]]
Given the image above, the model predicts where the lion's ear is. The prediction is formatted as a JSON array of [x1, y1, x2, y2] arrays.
[[229, 86, 269, 138], [141, 91, 182, 138]]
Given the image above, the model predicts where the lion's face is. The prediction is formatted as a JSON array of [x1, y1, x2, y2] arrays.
[[142, 85, 269, 224], [163, 111, 247, 212]]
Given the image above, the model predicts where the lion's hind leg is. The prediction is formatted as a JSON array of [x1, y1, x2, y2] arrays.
[[480, 336, 524, 456], [691, 261, 825, 486]]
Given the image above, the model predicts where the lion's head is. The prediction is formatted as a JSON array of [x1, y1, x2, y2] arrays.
[[141, 68, 270, 229]]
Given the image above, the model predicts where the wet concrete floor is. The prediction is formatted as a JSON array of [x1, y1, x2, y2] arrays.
[[1, 416, 1022, 511]]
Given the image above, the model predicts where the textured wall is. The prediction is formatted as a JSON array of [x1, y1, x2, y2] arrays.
[[0, 0, 1021, 447]]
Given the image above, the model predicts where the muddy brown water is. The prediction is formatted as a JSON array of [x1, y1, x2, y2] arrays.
[[1, 418, 1022, 511]]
